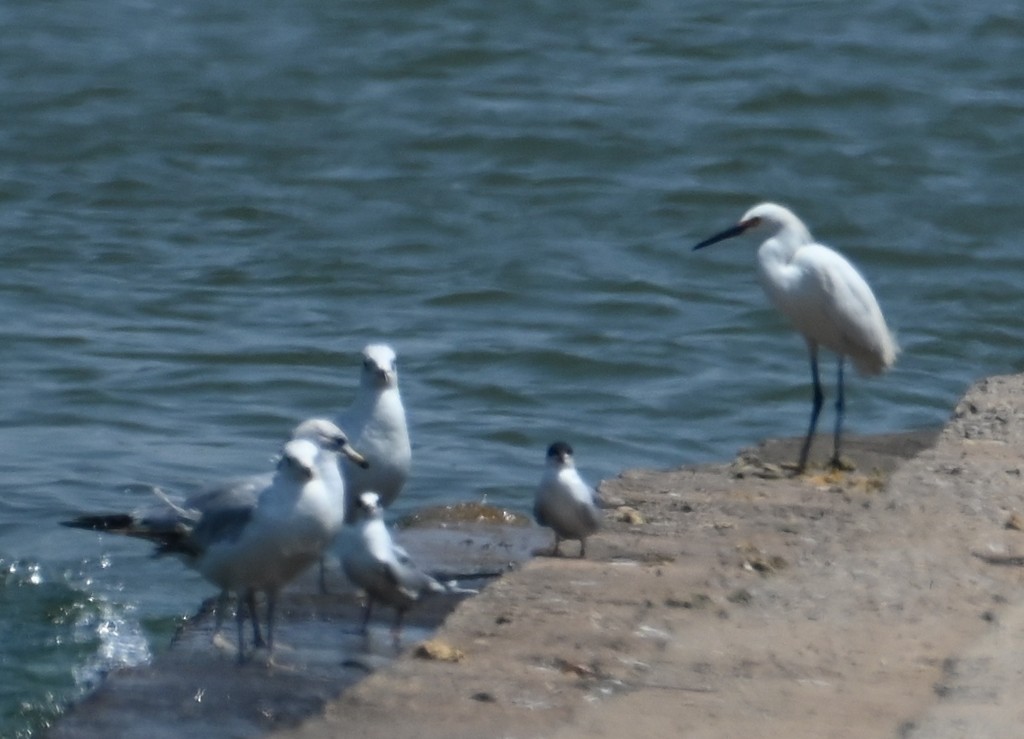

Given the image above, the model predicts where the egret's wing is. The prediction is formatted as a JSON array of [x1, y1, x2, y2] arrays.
[[794, 245, 897, 374]]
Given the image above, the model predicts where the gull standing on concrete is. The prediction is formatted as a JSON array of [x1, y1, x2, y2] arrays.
[[186, 418, 367, 648], [63, 419, 367, 659], [342, 492, 445, 645], [693, 202, 899, 473], [533, 441, 602, 558]]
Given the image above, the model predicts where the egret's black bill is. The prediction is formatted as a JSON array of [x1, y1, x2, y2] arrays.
[[693, 222, 748, 251]]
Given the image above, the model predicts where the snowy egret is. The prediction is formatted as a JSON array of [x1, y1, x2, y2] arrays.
[[533, 441, 602, 557], [693, 202, 898, 473]]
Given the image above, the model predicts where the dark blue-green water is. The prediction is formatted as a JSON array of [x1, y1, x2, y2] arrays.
[[2, 0, 1022, 734]]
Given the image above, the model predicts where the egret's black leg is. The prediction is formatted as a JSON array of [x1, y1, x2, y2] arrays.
[[830, 357, 846, 468], [797, 346, 824, 473]]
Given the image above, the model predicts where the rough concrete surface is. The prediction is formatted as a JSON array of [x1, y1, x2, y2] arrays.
[[51, 374, 1024, 738]]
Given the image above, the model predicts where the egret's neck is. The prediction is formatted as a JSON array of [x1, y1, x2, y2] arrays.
[[755, 226, 812, 299]]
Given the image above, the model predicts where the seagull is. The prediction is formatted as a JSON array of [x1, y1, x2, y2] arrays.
[[63, 419, 367, 660], [181, 417, 357, 531], [336, 343, 411, 515], [693, 202, 899, 472], [154, 418, 365, 646], [533, 441, 602, 558], [342, 492, 445, 645], [319, 344, 411, 591]]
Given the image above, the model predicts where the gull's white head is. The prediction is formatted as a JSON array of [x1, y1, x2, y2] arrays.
[[360, 344, 399, 390], [291, 418, 369, 468], [355, 491, 383, 518], [277, 438, 321, 482], [292, 418, 344, 444]]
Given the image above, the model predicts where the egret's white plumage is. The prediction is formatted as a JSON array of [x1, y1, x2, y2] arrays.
[[63, 419, 367, 658], [533, 441, 602, 557], [694, 202, 899, 471], [342, 492, 444, 644]]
